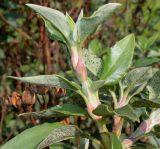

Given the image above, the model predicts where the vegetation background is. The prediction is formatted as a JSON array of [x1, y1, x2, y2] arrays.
[[0, 0, 159, 147]]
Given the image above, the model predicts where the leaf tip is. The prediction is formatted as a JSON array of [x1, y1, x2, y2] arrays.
[[7, 76, 14, 79], [25, 3, 33, 7], [25, 3, 39, 10], [108, 3, 122, 8]]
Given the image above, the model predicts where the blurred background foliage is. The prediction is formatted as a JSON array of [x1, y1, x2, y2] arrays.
[[0, 0, 159, 147]]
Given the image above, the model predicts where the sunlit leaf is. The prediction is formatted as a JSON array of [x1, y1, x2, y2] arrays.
[[89, 39, 102, 56], [115, 105, 139, 122], [20, 104, 88, 117], [74, 3, 120, 44], [26, 4, 70, 45], [37, 125, 79, 149], [134, 57, 160, 67], [82, 48, 102, 78], [147, 70, 160, 100], [100, 34, 135, 85], [8, 75, 80, 91], [1, 123, 63, 149], [93, 104, 114, 116], [93, 104, 139, 122], [123, 67, 153, 96]]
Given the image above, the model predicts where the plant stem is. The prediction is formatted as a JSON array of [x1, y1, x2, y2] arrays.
[[97, 120, 110, 149], [81, 81, 110, 148], [113, 115, 124, 137], [109, 90, 118, 108], [71, 45, 110, 148]]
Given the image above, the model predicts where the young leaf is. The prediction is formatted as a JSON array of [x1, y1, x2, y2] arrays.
[[73, 9, 83, 42], [123, 67, 153, 96], [66, 13, 75, 32], [26, 4, 70, 44], [93, 104, 114, 116], [115, 105, 139, 122], [49, 143, 76, 149], [90, 80, 105, 91], [100, 34, 135, 85], [1, 123, 63, 149], [147, 70, 160, 100], [92, 104, 139, 122], [109, 132, 123, 149], [82, 48, 102, 77], [134, 57, 160, 67], [73, 3, 120, 44], [44, 19, 68, 44], [19, 104, 88, 117], [37, 125, 79, 149], [89, 39, 102, 56], [131, 98, 160, 108], [102, 132, 123, 149], [8, 75, 80, 91]]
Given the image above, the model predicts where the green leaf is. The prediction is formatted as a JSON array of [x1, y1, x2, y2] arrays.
[[79, 138, 89, 149], [26, 4, 70, 42], [131, 98, 160, 108], [109, 132, 123, 149], [90, 80, 105, 91], [93, 104, 114, 116], [19, 104, 88, 117], [50, 143, 75, 149], [147, 34, 159, 49], [89, 39, 102, 56], [8, 75, 80, 91], [44, 19, 68, 44], [102, 132, 123, 149], [93, 104, 139, 122], [123, 67, 153, 96], [73, 9, 83, 42], [66, 13, 75, 32], [82, 48, 102, 77], [115, 105, 139, 122], [100, 34, 135, 85], [147, 70, 160, 100], [37, 125, 79, 149], [134, 57, 160, 67], [1, 123, 63, 149], [74, 3, 120, 44]]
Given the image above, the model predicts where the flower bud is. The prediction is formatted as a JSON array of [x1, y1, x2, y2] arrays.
[[71, 47, 79, 69], [71, 47, 87, 81]]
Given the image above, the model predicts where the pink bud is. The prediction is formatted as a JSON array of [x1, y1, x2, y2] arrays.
[[71, 47, 87, 81], [71, 47, 79, 69], [75, 55, 87, 81]]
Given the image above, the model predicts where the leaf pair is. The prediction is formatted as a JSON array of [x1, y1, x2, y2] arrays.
[[27, 3, 120, 47], [91, 34, 135, 90], [93, 104, 140, 122], [73, 3, 121, 45]]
